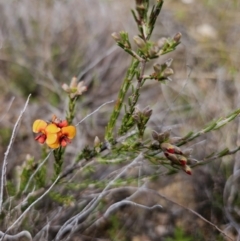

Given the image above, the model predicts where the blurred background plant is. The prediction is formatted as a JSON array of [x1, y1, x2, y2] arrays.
[[0, 0, 240, 240]]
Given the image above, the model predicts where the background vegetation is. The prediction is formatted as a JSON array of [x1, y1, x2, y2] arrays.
[[0, 0, 240, 240]]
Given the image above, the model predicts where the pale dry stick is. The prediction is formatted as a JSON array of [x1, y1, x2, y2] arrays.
[[23, 150, 53, 193], [80, 186, 137, 200], [0, 96, 15, 123], [0, 230, 32, 241], [86, 200, 162, 233], [75, 100, 115, 126], [0, 175, 60, 241], [55, 153, 143, 241], [0, 94, 31, 214]]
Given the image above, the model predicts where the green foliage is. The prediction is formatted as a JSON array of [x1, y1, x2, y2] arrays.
[[0, 127, 12, 146], [166, 227, 193, 241], [19, 156, 36, 193], [107, 215, 127, 241], [9, 63, 36, 98], [49, 191, 74, 206]]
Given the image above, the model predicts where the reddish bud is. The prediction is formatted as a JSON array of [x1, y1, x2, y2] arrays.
[[176, 155, 187, 166], [57, 120, 68, 128], [164, 152, 180, 165], [161, 143, 175, 153], [161, 143, 182, 155], [182, 165, 192, 175]]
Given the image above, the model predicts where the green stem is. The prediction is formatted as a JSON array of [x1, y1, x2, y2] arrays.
[[66, 96, 78, 125], [53, 147, 64, 179], [105, 58, 139, 142], [119, 60, 147, 135]]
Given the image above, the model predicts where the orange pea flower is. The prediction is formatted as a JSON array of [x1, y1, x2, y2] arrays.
[[33, 120, 61, 147], [59, 125, 76, 147], [32, 116, 76, 149]]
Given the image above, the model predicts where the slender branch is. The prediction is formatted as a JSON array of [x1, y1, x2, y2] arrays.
[[85, 200, 162, 234], [0, 231, 32, 241], [0, 94, 31, 214], [76, 100, 115, 126]]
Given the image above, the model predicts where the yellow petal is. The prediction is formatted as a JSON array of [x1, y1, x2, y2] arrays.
[[45, 123, 60, 134], [62, 126, 76, 139], [46, 133, 58, 145], [47, 141, 60, 149], [32, 120, 47, 133]]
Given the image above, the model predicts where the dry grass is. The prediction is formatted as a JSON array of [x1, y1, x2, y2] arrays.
[[0, 0, 240, 240]]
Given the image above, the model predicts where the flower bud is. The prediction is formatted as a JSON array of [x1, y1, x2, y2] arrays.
[[162, 129, 171, 140], [161, 143, 175, 153], [157, 37, 167, 49], [136, 3, 145, 10], [164, 152, 180, 165], [57, 120, 68, 128], [176, 154, 187, 166], [94, 136, 101, 153], [143, 106, 152, 118], [133, 36, 146, 48], [152, 131, 166, 143], [132, 113, 140, 123], [111, 32, 121, 42], [173, 32, 182, 43], [152, 130, 159, 141], [153, 63, 161, 73], [161, 143, 183, 154], [157, 133, 166, 143], [163, 68, 174, 77], [148, 45, 159, 57], [94, 136, 101, 146], [182, 165, 192, 175]]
